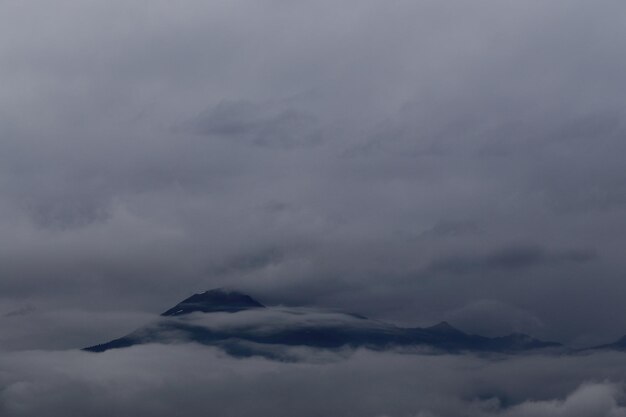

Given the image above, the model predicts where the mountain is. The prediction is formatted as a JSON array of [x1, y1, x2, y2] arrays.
[[84, 289, 561, 357], [161, 288, 265, 316], [582, 335, 626, 352]]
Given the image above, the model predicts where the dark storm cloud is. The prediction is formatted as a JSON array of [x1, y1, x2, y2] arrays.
[[1, 0, 626, 350]]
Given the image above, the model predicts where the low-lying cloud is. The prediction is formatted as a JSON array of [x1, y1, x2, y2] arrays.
[[1, 346, 626, 417]]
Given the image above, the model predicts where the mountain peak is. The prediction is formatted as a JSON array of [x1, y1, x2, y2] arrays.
[[161, 288, 265, 316], [426, 321, 465, 335]]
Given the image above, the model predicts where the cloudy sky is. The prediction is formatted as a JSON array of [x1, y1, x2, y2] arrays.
[[1, 0, 626, 352], [4, 1, 626, 416]]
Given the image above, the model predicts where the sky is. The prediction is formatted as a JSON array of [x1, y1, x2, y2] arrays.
[[1, 0, 626, 353]]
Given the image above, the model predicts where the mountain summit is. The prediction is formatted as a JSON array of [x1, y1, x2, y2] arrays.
[[161, 288, 265, 316]]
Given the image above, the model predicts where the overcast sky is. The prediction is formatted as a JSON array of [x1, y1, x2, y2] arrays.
[[2, 0, 626, 350]]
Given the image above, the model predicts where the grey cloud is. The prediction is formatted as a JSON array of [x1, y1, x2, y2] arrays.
[[188, 100, 323, 149], [419, 221, 483, 239], [443, 300, 545, 338], [2, 346, 626, 416], [25, 192, 111, 230], [206, 246, 287, 278], [429, 245, 596, 275], [501, 383, 626, 417], [2, 306, 36, 319], [0, 309, 154, 351]]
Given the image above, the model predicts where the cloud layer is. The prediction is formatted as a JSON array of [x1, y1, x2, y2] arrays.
[[2, 346, 626, 417]]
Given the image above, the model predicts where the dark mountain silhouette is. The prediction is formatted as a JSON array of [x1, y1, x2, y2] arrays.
[[161, 288, 265, 316], [582, 335, 626, 352], [84, 289, 561, 357]]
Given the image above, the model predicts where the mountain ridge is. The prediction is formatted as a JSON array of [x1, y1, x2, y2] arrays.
[[84, 289, 565, 357]]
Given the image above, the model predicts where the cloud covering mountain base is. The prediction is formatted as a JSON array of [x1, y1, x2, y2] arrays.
[[2, 346, 626, 417]]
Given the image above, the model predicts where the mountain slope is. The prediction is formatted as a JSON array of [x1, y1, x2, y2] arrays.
[[582, 335, 626, 352]]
